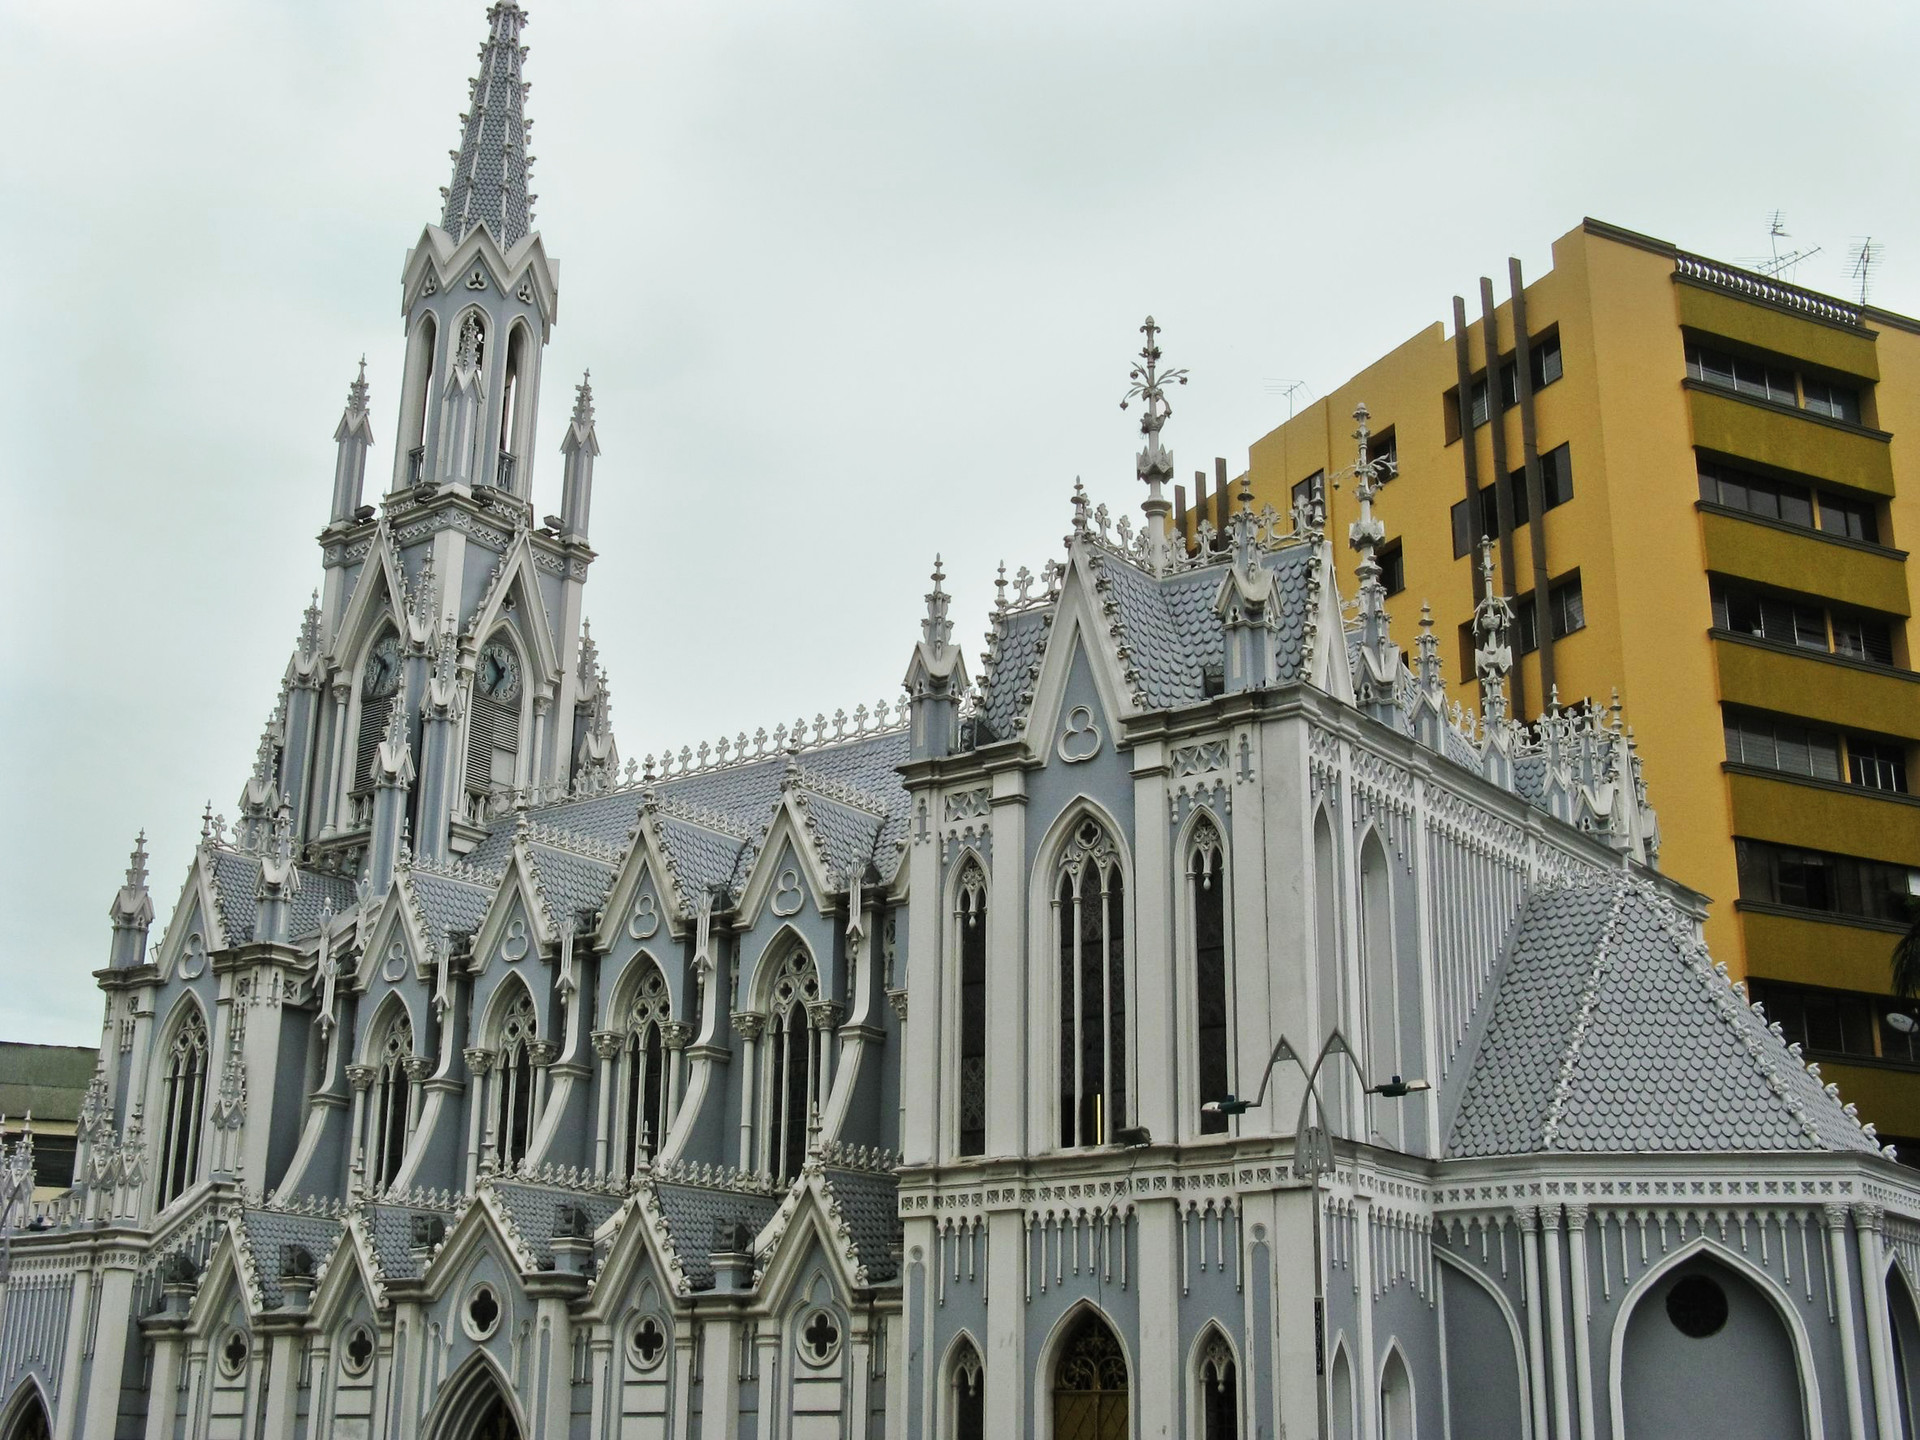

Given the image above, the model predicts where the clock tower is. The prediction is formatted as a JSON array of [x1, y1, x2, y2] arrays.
[[300, 0, 606, 887]]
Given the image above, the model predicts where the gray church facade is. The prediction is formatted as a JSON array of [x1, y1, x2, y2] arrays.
[[6, 6, 1920, 1439]]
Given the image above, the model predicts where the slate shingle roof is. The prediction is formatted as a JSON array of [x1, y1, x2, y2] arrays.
[[490, 1182, 625, 1269], [208, 851, 357, 946], [238, 1209, 342, 1308], [409, 872, 495, 952], [1448, 875, 1883, 1159], [822, 1168, 901, 1283], [980, 608, 1049, 740], [651, 1184, 782, 1291]]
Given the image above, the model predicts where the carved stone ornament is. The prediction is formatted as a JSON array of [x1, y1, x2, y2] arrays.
[[627, 891, 660, 941], [771, 868, 804, 917], [500, 915, 531, 963], [1057, 706, 1102, 764]]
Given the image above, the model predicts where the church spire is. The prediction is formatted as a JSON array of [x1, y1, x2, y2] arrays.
[[439, 2, 536, 247]]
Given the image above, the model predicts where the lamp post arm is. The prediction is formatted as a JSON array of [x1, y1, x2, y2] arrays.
[[1247, 1034, 1311, 1110]]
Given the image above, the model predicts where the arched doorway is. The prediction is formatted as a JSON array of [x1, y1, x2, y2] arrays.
[[1053, 1310, 1128, 1440], [1620, 1256, 1804, 1440], [0, 1385, 50, 1440], [426, 1356, 523, 1440]]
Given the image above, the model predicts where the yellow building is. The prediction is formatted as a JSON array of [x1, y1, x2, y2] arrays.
[[1200, 218, 1920, 1144]]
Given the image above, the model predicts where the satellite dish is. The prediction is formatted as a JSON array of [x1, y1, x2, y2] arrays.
[[1887, 1012, 1916, 1035]]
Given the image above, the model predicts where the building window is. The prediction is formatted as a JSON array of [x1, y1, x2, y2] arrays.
[[1188, 819, 1230, 1136], [1820, 491, 1881, 545], [1443, 329, 1565, 442], [370, 1011, 414, 1191], [764, 945, 824, 1184], [1850, 740, 1910, 795], [1685, 340, 1864, 423], [492, 992, 538, 1171], [1290, 472, 1323, 522], [158, 1009, 209, 1209], [1379, 541, 1406, 597], [1710, 581, 1897, 667], [1198, 1331, 1240, 1440], [1370, 426, 1397, 482], [1747, 981, 1920, 1068], [1735, 838, 1919, 924], [620, 963, 672, 1176], [1513, 573, 1586, 654], [951, 1338, 985, 1440], [466, 635, 524, 820], [956, 861, 988, 1158], [1057, 820, 1127, 1149], [1699, 459, 1881, 545], [1723, 709, 1842, 782], [1449, 444, 1574, 556]]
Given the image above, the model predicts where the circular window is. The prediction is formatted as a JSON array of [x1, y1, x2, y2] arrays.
[[628, 1314, 668, 1372], [218, 1328, 250, 1378], [463, 1283, 502, 1341], [1666, 1273, 1729, 1338], [797, 1308, 842, 1368], [341, 1324, 375, 1376]]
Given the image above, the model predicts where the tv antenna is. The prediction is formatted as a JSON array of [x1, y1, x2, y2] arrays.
[[1264, 378, 1312, 418], [1850, 238, 1881, 306], [1755, 211, 1819, 280]]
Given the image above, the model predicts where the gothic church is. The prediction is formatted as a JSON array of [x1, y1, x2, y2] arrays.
[[5, 6, 1920, 1439]]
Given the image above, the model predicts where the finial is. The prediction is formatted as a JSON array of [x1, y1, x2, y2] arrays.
[[1071, 478, 1090, 535], [201, 801, 214, 841], [126, 832, 149, 890], [346, 356, 370, 416], [1121, 316, 1189, 502], [1471, 536, 1516, 726], [572, 370, 594, 426], [921, 556, 953, 649], [994, 561, 1008, 612]]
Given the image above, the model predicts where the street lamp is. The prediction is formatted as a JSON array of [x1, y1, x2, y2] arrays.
[[1201, 1032, 1428, 1438]]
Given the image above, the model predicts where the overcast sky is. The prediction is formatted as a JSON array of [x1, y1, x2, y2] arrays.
[[2, 0, 1912, 1047]]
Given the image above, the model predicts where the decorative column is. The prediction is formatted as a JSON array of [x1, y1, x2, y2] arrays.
[[807, 1001, 843, 1111], [463, 1047, 495, 1190], [325, 680, 353, 834], [345, 1064, 377, 1196], [591, 1030, 622, 1177], [1515, 1207, 1551, 1440], [1825, 1202, 1870, 1440], [1856, 1203, 1901, 1440], [661, 1022, 693, 1134], [1540, 1203, 1574, 1440], [528, 1041, 559, 1123], [404, 1056, 433, 1136], [732, 1014, 764, 1173], [1564, 1204, 1598, 1440]]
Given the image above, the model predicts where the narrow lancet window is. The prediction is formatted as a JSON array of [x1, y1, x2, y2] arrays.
[[370, 1012, 414, 1190], [493, 993, 537, 1170], [1190, 819, 1230, 1134], [1057, 821, 1126, 1148], [956, 862, 988, 1157], [620, 963, 671, 1175], [158, 1010, 209, 1209], [764, 946, 822, 1184]]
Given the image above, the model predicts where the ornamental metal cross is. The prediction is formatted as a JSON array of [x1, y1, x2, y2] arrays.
[[1120, 316, 1188, 440]]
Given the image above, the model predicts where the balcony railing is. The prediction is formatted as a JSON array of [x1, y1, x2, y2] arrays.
[[496, 450, 518, 491], [1674, 252, 1864, 328]]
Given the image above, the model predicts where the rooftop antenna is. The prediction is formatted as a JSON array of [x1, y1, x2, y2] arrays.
[[1264, 378, 1311, 418], [1850, 237, 1881, 306], [1755, 211, 1819, 281]]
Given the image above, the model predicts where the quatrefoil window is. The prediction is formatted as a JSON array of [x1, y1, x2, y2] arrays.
[[628, 1314, 667, 1371], [464, 1283, 501, 1340], [219, 1328, 249, 1377], [798, 1308, 841, 1367], [342, 1324, 375, 1376]]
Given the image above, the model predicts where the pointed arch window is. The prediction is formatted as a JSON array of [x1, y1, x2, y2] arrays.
[[353, 626, 403, 816], [620, 964, 671, 1176], [764, 946, 822, 1185], [956, 862, 988, 1158], [402, 312, 438, 485], [497, 325, 529, 491], [466, 632, 524, 820], [1198, 1331, 1239, 1440], [493, 993, 537, 1171], [1189, 819, 1231, 1135], [158, 1010, 209, 1209], [370, 1012, 414, 1191], [1056, 820, 1126, 1149], [950, 1337, 984, 1440]]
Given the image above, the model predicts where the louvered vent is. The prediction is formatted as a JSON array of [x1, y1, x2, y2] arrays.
[[467, 693, 520, 797], [352, 700, 392, 797]]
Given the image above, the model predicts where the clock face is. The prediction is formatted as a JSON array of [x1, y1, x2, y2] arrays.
[[362, 635, 401, 700], [477, 642, 522, 703]]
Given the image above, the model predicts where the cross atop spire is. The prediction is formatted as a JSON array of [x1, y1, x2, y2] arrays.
[[440, 2, 536, 247]]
